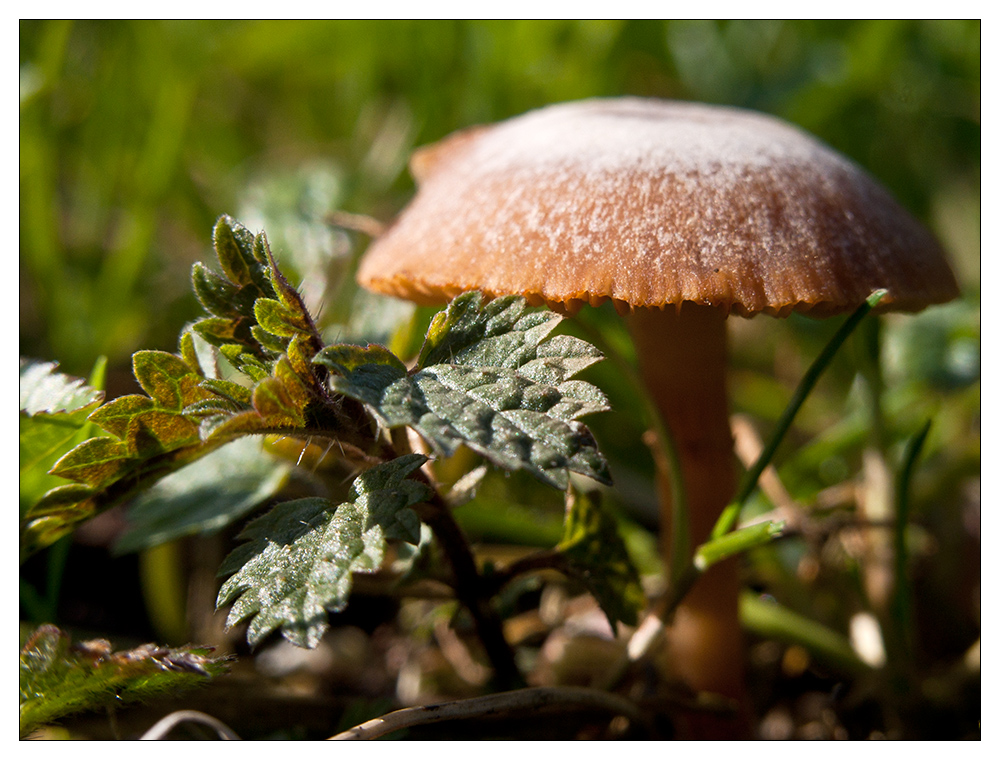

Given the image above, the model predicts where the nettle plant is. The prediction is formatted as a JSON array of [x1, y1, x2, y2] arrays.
[[21, 215, 642, 692]]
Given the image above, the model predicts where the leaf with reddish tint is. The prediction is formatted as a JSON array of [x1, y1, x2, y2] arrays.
[[49, 437, 134, 489], [88, 395, 156, 438], [132, 351, 199, 410], [252, 377, 306, 427], [255, 297, 311, 338], [124, 410, 202, 457]]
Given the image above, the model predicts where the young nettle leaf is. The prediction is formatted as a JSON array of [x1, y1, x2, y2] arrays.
[[49, 437, 134, 490], [191, 261, 244, 319], [251, 376, 307, 427], [124, 409, 202, 457], [19, 624, 228, 739], [132, 350, 212, 410], [316, 292, 611, 489], [557, 488, 644, 629], [88, 395, 156, 438], [251, 324, 290, 354], [199, 378, 253, 408], [218, 345, 271, 381], [212, 215, 272, 293], [21, 485, 98, 556], [254, 297, 312, 339], [191, 315, 251, 351], [217, 454, 431, 649], [23, 345, 226, 558], [184, 378, 253, 418]]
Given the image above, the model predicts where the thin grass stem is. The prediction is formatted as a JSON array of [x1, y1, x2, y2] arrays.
[[712, 289, 887, 540]]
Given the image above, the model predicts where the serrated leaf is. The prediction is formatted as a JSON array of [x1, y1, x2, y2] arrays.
[[115, 438, 294, 553], [317, 292, 611, 488], [286, 333, 320, 375], [255, 297, 312, 338], [192, 316, 251, 347], [252, 377, 306, 426], [22, 485, 99, 554], [87, 394, 156, 438], [132, 350, 208, 410], [24, 483, 96, 518], [20, 360, 105, 513], [19, 625, 228, 738], [217, 454, 430, 649], [220, 346, 270, 382], [199, 378, 253, 407], [200, 410, 269, 441], [20, 359, 104, 417], [317, 343, 407, 376], [557, 488, 644, 629], [251, 324, 289, 353], [418, 294, 555, 369], [49, 437, 134, 489], [213, 215, 256, 287], [213, 216, 275, 295], [192, 262, 242, 318], [124, 409, 201, 456]]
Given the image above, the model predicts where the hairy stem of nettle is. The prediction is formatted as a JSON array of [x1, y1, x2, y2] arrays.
[[414, 491, 523, 690]]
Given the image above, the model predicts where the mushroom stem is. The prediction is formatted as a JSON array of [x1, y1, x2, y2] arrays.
[[626, 303, 746, 711]]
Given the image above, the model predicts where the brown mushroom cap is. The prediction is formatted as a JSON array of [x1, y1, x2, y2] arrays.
[[358, 98, 958, 317]]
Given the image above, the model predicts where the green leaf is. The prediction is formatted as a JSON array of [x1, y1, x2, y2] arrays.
[[316, 342, 407, 377], [20, 359, 104, 417], [87, 394, 156, 438], [252, 376, 307, 426], [49, 437, 134, 489], [255, 298, 301, 336], [251, 324, 289, 353], [19, 624, 228, 738], [212, 216, 276, 296], [192, 316, 252, 347], [19, 360, 105, 514], [132, 350, 207, 410], [199, 378, 253, 408], [212, 215, 257, 288], [316, 292, 611, 489], [557, 488, 644, 629], [191, 261, 242, 318], [219, 345, 270, 381], [21, 485, 98, 556], [217, 454, 431, 649], [115, 438, 294, 553], [123, 409, 201, 456]]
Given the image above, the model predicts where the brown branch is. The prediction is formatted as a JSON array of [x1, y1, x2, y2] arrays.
[[328, 686, 648, 740]]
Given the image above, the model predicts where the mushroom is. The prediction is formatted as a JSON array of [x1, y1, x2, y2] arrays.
[[355, 98, 959, 713]]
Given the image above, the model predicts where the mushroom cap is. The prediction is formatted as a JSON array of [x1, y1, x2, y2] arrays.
[[358, 98, 959, 317]]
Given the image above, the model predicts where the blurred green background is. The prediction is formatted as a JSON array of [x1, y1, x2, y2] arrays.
[[19, 20, 980, 737]]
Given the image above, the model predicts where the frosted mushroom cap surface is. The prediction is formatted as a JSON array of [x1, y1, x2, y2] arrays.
[[358, 98, 958, 317]]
